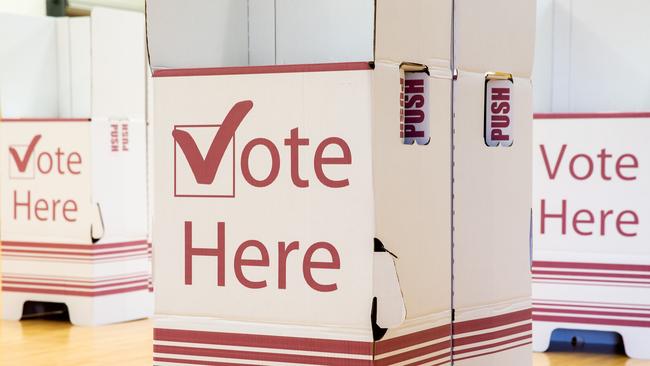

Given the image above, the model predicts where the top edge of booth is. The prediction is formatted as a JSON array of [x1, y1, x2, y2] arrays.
[[145, 0, 454, 76], [0, 118, 91, 123], [534, 112, 650, 120]]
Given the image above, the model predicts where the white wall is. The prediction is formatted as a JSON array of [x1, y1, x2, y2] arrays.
[[533, 0, 650, 113]]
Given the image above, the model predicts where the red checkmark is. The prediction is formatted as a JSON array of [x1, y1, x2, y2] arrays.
[[9, 134, 42, 173], [173, 100, 253, 185]]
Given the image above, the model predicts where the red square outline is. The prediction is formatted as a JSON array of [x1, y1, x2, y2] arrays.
[[173, 124, 236, 198], [8, 144, 36, 180]]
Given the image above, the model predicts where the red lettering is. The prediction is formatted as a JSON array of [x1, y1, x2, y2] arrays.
[[241, 138, 280, 187], [283, 128, 309, 188], [234, 240, 270, 289], [616, 154, 638, 181], [314, 137, 352, 188], [303, 242, 340, 292]]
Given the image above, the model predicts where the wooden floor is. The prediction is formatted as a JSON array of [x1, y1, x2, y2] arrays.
[[0, 317, 647, 366]]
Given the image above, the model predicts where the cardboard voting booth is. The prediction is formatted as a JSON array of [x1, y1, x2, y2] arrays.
[[0, 8, 152, 326], [532, 113, 650, 360], [148, 0, 534, 365], [451, 1, 535, 365]]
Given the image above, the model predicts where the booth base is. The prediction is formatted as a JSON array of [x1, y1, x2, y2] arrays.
[[2, 290, 153, 326]]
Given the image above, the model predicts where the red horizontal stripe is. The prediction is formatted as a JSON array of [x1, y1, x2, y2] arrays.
[[375, 324, 450, 355], [453, 340, 531, 362], [2, 247, 148, 257], [454, 323, 531, 347], [406, 355, 452, 366], [154, 328, 372, 356], [153, 358, 258, 366], [532, 302, 650, 312], [533, 276, 650, 285], [2, 278, 148, 290], [2, 273, 149, 284], [374, 340, 450, 366], [1, 253, 149, 262], [453, 309, 531, 335], [533, 261, 650, 272], [534, 112, 650, 119], [2, 284, 149, 297], [453, 334, 531, 356], [534, 307, 650, 318], [154, 345, 371, 366], [533, 314, 650, 328], [1, 240, 148, 250], [1, 118, 91, 122], [153, 62, 372, 78], [532, 269, 650, 280]]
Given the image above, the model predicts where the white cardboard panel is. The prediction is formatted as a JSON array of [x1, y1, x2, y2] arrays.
[[91, 7, 146, 119], [0, 13, 58, 118], [453, 72, 533, 309], [146, 0, 248, 69], [56, 18, 72, 117], [454, 0, 536, 77], [375, 0, 452, 68], [274, 0, 374, 65], [69, 17, 91, 118]]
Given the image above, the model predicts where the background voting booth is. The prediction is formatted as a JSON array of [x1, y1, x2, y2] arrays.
[[0, 7, 151, 326]]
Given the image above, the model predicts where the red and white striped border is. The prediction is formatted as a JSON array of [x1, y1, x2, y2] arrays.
[[532, 260, 650, 288], [533, 299, 650, 328], [375, 324, 451, 366], [1, 240, 151, 263], [154, 328, 374, 365], [2, 272, 150, 297], [452, 309, 532, 362], [153, 323, 452, 366]]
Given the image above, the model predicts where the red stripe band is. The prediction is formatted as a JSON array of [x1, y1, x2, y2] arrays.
[[453, 309, 532, 335], [154, 328, 372, 356], [375, 324, 450, 355], [153, 345, 371, 366], [1, 240, 149, 250], [533, 314, 650, 328], [2, 284, 149, 297], [532, 261, 650, 272], [153, 62, 373, 78]]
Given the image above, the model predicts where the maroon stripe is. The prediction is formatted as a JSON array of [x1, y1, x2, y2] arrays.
[[1, 253, 149, 262], [534, 112, 650, 119], [405, 354, 451, 366], [154, 328, 372, 356], [532, 269, 650, 280], [153, 358, 258, 366], [453, 341, 531, 362], [1, 240, 148, 250], [1, 273, 149, 284], [454, 323, 531, 347], [453, 335, 531, 356], [453, 309, 531, 335], [373, 340, 450, 366], [153, 345, 370, 366], [2, 284, 149, 297], [533, 276, 650, 285], [1, 118, 91, 122], [2, 247, 148, 257], [534, 307, 650, 319], [533, 261, 650, 272], [532, 302, 650, 312], [2, 278, 148, 290], [375, 324, 450, 355], [153, 62, 372, 78], [533, 314, 650, 328]]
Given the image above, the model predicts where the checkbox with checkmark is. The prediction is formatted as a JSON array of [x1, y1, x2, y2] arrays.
[[173, 124, 236, 198]]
